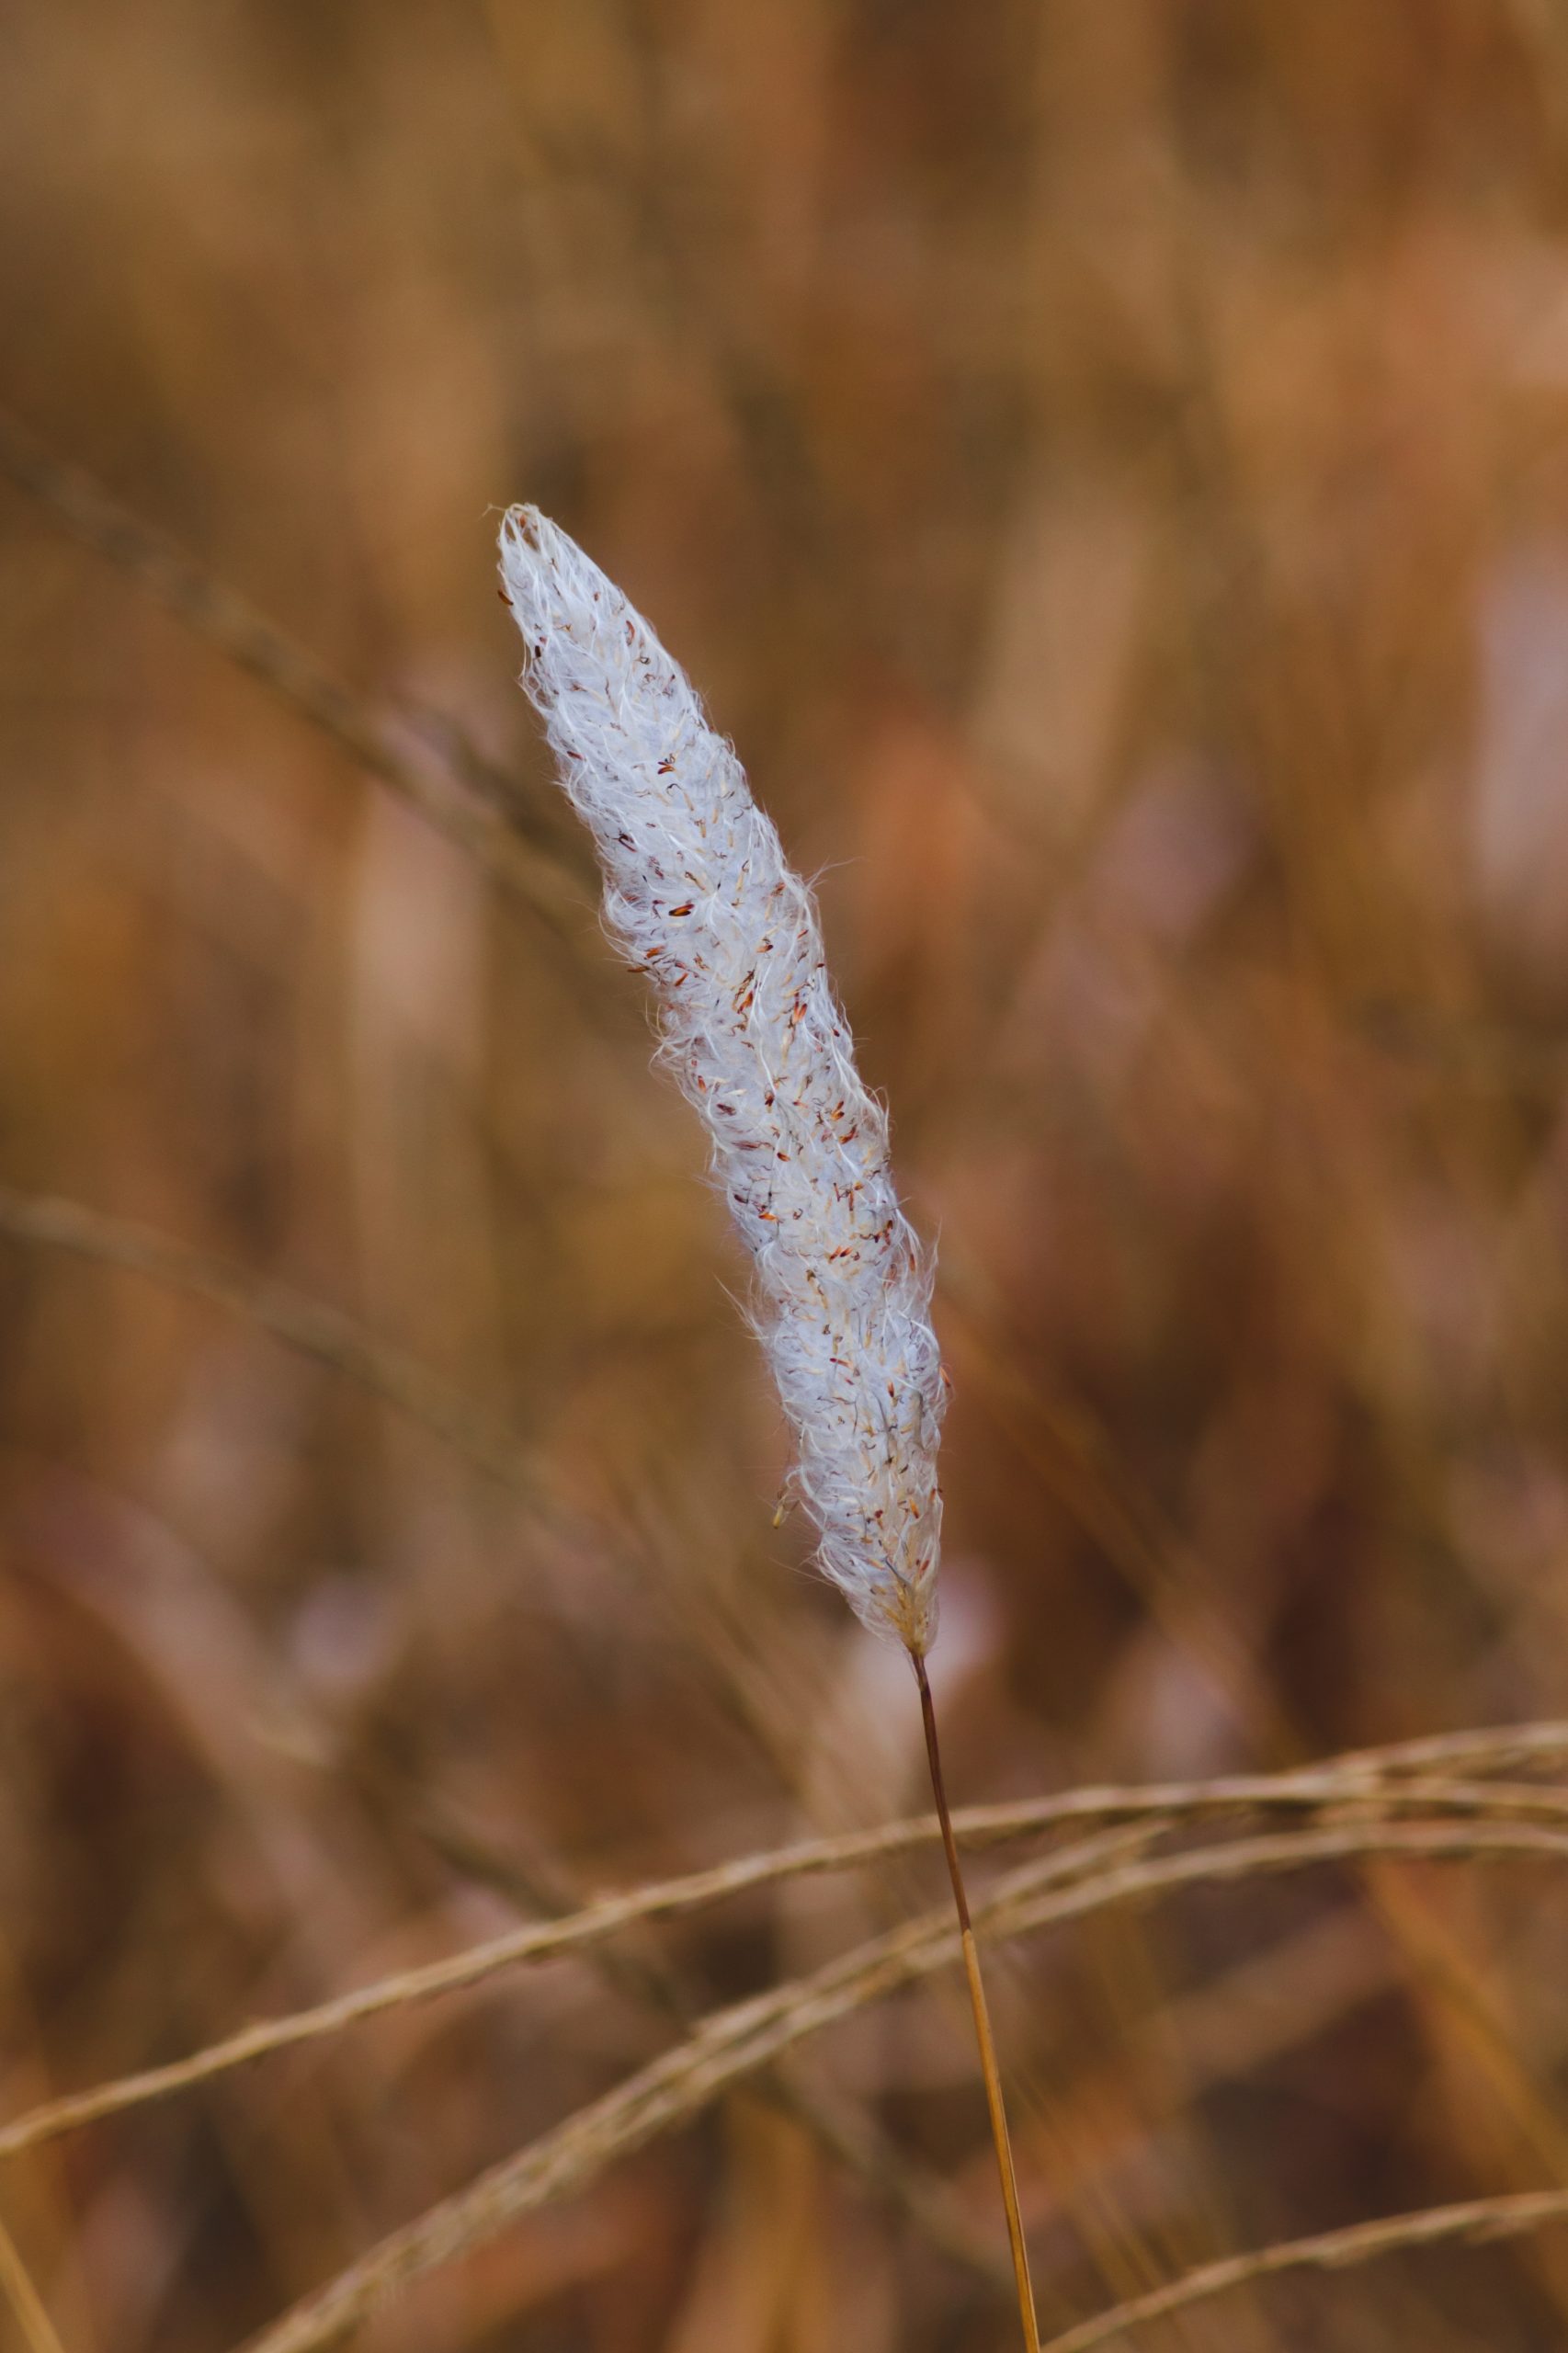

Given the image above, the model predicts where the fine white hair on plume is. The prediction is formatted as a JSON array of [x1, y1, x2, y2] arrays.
[[498, 506, 946, 1653]]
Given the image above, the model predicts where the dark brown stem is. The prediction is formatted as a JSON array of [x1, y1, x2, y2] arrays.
[[915, 1651, 1041, 2352]]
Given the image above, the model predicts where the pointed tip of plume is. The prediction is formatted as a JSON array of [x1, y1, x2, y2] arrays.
[[498, 505, 611, 677], [497, 502, 561, 595], [497, 506, 945, 1654]]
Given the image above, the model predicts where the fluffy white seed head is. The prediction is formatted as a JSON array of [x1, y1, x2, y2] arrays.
[[499, 506, 946, 1652]]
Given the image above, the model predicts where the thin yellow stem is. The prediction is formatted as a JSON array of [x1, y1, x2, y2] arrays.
[[915, 1652, 1041, 2353], [0, 2215, 67, 2353]]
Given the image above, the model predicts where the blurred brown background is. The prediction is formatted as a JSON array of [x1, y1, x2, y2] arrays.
[[6, 2, 1568, 2347]]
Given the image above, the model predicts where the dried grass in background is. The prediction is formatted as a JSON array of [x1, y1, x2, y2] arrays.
[[7, 3, 1568, 2347]]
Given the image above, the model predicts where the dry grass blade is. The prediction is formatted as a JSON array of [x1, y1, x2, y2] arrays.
[[26, 1169, 1567, 2310], [233, 1834, 1150, 2353], [1039, 2188, 1568, 2351], [0, 407, 590, 926], [0, 1167, 998, 2285], [0, 1826, 1146, 2165], [945, 1768, 1568, 1847], [0, 2217, 68, 2353], [237, 1818, 1568, 2353], [401, 1779, 1010, 2290], [1291, 1722, 1568, 1781], [9, 1761, 1568, 2163]]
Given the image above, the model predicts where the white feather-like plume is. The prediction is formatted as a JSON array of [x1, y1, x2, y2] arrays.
[[499, 506, 946, 1651]]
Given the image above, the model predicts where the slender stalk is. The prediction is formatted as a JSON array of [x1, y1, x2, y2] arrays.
[[915, 1653, 1041, 2352], [0, 2217, 67, 2353], [236, 1817, 1568, 2353]]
